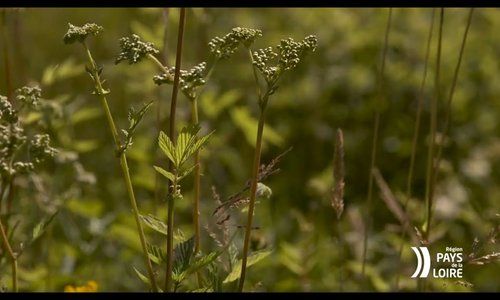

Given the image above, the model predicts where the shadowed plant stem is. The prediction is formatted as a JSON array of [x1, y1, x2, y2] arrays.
[[237, 48, 270, 292], [0, 182, 17, 292], [361, 7, 393, 279], [238, 95, 268, 292], [165, 7, 186, 293], [424, 8, 444, 240], [82, 43, 158, 292], [394, 8, 435, 291], [431, 8, 474, 205], [1, 10, 13, 101]]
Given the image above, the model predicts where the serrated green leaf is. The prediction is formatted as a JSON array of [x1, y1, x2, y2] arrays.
[[178, 164, 197, 182], [173, 236, 195, 276], [32, 211, 59, 243], [223, 249, 272, 283], [176, 125, 200, 167], [147, 242, 166, 265], [153, 166, 175, 182], [158, 131, 177, 166], [133, 266, 151, 286], [140, 214, 168, 235]]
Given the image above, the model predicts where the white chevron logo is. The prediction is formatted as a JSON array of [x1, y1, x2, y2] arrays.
[[410, 246, 431, 278]]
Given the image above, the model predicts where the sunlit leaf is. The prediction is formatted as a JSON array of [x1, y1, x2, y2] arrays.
[[223, 249, 272, 283]]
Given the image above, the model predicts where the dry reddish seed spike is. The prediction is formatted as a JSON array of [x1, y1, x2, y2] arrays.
[[331, 128, 345, 220]]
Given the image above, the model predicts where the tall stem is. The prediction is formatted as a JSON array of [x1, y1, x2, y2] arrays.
[[431, 8, 473, 205], [165, 7, 186, 292], [191, 99, 201, 253], [424, 8, 444, 240], [361, 8, 393, 278], [238, 98, 268, 292], [1, 9, 13, 101], [394, 8, 435, 291], [82, 43, 158, 292], [0, 184, 17, 292]]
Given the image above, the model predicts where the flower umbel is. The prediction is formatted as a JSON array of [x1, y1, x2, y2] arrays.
[[253, 35, 318, 84], [63, 23, 103, 44], [153, 62, 207, 100], [16, 86, 42, 108], [115, 34, 160, 65], [209, 27, 262, 59]]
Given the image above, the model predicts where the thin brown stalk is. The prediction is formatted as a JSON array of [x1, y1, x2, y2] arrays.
[[424, 8, 444, 240], [394, 8, 435, 291], [331, 128, 345, 291], [164, 7, 186, 293], [238, 94, 269, 292], [154, 9, 170, 210], [0, 183, 17, 292], [1, 9, 13, 101], [331, 128, 345, 220], [361, 7, 393, 278], [431, 8, 474, 204]]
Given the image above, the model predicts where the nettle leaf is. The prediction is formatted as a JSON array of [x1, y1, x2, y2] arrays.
[[133, 266, 151, 286], [121, 101, 153, 153], [173, 236, 195, 276], [153, 165, 175, 182], [176, 124, 201, 167], [158, 131, 177, 166], [173, 251, 222, 284], [223, 249, 272, 283], [147, 242, 166, 265], [31, 211, 59, 243], [207, 262, 223, 292], [178, 164, 198, 182], [140, 214, 168, 235]]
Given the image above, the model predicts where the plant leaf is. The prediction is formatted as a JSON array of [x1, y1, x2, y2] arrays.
[[178, 164, 197, 182], [173, 236, 195, 276], [223, 249, 272, 283], [133, 266, 151, 286], [140, 214, 168, 235], [31, 211, 59, 243], [153, 166, 175, 182], [158, 131, 177, 167], [147, 242, 166, 265]]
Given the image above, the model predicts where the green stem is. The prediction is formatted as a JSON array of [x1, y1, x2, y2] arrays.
[[238, 97, 268, 292], [165, 7, 186, 292], [0, 183, 17, 292], [82, 43, 158, 292], [394, 8, 435, 291], [1, 9, 13, 101], [431, 8, 473, 207], [361, 7, 393, 279], [191, 99, 201, 254], [424, 8, 444, 241]]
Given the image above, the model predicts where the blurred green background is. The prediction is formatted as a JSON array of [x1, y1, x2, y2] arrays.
[[0, 8, 499, 292]]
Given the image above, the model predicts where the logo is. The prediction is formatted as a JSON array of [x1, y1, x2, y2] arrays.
[[411, 247, 431, 278], [410, 246, 464, 279]]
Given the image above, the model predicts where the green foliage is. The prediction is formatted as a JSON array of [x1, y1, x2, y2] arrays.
[[223, 249, 272, 283], [119, 101, 153, 154], [157, 125, 213, 173]]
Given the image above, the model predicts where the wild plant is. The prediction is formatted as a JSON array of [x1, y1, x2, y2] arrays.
[[237, 33, 317, 291], [0, 87, 57, 292], [63, 23, 158, 291], [117, 25, 264, 291]]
